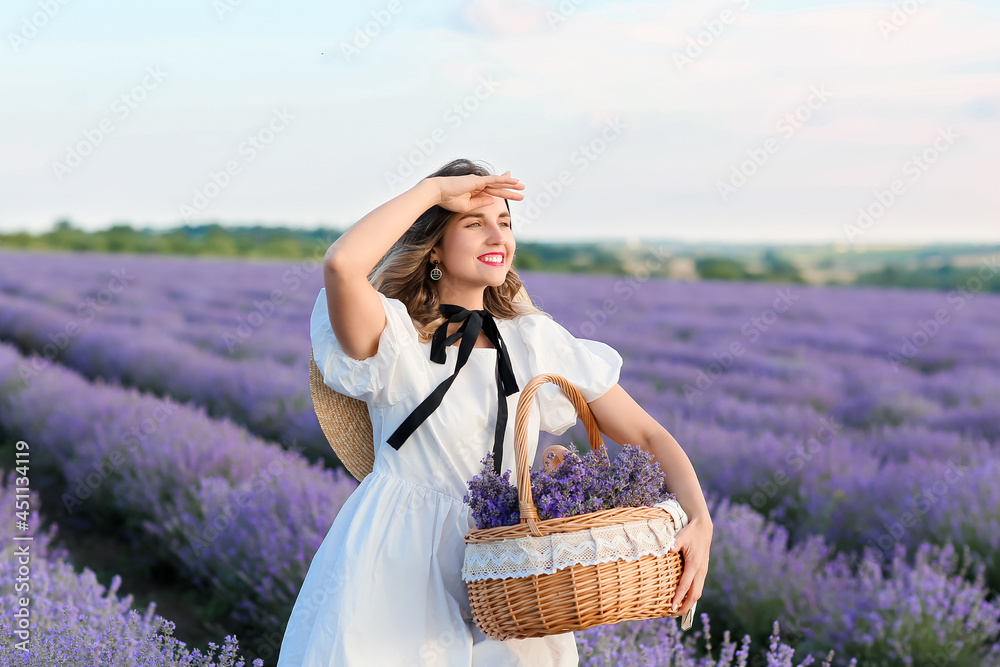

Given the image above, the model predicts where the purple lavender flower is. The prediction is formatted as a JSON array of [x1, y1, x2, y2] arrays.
[[463, 452, 520, 530], [464, 444, 676, 527], [0, 471, 264, 667], [609, 444, 676, 508], [533, 447, 609, 519]]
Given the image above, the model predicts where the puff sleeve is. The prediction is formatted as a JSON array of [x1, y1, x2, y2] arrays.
[[310, 287, 425, 409], [517, 313, 624, 436]]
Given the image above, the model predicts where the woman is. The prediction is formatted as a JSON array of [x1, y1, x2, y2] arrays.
[[277, 158, 713, 665]]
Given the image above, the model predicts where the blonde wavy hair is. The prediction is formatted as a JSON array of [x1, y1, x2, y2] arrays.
[[367, 158, 550, 343]]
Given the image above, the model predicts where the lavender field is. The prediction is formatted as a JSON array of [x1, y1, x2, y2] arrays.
[[1, 249, 999, 666]]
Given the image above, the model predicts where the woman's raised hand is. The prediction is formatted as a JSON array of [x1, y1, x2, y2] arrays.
[[430, 171, 525, 214]]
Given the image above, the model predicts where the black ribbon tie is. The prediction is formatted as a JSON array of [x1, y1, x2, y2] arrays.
[[386, 304, 519, 477]]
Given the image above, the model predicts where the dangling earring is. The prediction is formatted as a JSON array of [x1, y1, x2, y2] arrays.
[[429, 260, 442, 281]]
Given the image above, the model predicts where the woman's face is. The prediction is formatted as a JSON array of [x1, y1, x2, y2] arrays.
[[430, 195, 514, 290]]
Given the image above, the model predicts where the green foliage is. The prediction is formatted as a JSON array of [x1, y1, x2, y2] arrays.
[[695, 250, 805, 284], [761, 248, 806, 284], [695, 256, 750, 280], [1, 221, 341, 259], [854, 264, 1000, 293], [3, 221, 993, 294]]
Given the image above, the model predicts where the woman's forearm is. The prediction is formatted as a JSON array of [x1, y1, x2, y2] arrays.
[[326, 178, 440, 275], [644, 428, 713, 525]]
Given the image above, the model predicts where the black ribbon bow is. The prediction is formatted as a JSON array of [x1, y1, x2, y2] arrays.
[[386, 304, 519, 477]]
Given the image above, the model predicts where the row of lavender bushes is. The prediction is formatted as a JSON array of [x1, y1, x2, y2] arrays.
[[578, 616, 844, 667], [0, 251, 315, 369], [3, 257, 998, 546], [527, 274, 1000, 591], [661, 416, 1000, 590], [5, 256, 995, 444], [5, 257, 998, 445], [4, 260, 997, 441], [692, 497, 1000, 666], [4, 260, 998, 586], [3, 253, 997, 392], [0, 341, 357, 648], [0, 292, 335, 466], [2, 341, 999, 664], [0, 472, 842, 667], [0, 472, 264, 667], [3, 254, 1000, 662]]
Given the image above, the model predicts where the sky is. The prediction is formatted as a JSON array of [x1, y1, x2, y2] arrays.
[[1, 0, 998, 246]]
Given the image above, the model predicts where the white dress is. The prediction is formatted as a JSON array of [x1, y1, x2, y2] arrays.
[[277, 288, 624, 667]]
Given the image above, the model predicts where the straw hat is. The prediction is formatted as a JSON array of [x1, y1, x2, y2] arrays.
[[309, 286, 535, 482]]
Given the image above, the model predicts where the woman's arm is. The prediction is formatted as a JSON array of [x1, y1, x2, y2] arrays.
[[587, 383, 713, 616], [586, 384, 711, 524], [326, 171, 524, 277], [323, 173, 524, 361], [324, 179, 442, 360], [326, 179, 440, 278]]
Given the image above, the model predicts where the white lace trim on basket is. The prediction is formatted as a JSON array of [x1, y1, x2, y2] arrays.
[[463, 498, 697, 629], [463, 499, 688, 581]]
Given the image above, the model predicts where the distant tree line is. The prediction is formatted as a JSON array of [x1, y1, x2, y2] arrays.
[[851, 263, 1000, 293], [0, 220, 627, 274], [2, 220, 995, 292], [0, 220, 332, 259], [695, 249, 806, 284]]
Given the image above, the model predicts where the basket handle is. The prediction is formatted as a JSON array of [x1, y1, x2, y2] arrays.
[[512, 373, 610, 537]]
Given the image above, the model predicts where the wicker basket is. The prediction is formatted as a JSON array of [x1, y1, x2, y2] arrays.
[[462, 373, 695, 640]]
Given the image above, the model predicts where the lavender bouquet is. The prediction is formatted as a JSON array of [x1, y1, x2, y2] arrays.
[[463, 444, 678, 530]]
